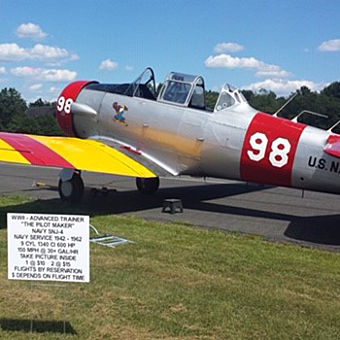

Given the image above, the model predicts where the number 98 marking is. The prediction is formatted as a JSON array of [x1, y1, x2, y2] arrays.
[[247, 132, 291, 168], [57, 96, 73, 114], [247, 132, 268, 162]]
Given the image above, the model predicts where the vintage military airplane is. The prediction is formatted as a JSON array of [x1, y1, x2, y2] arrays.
[[0, 67, 340, 202]]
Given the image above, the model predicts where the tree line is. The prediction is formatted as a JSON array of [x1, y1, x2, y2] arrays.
[[0, 88, 63, 135], [1, 82, 340, 136], [206, 82, 340, 132]]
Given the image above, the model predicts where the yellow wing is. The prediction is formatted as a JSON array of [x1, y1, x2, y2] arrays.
[[0, 132, 155, 178]]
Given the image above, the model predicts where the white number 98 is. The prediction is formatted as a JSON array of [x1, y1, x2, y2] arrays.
[[247, 132, 291, 168], [57, 96, 73, 114], [247, 132, 268, 161]]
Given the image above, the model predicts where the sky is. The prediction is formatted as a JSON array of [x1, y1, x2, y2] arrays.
[[0, 0, 339, 103]]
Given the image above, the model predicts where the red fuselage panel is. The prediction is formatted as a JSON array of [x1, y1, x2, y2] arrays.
[[240, 112, 306, 186]]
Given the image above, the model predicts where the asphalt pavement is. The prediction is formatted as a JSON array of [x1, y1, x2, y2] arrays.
[[0, 163, 340, 252]]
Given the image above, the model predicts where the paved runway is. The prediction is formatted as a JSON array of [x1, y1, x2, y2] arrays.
[[0, 163, 340, 252]]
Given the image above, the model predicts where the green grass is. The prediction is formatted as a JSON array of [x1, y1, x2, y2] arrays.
[[0, 195, 339, 339]]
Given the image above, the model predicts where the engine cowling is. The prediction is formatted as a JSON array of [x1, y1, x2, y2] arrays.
[[56, 80, 97, 137]]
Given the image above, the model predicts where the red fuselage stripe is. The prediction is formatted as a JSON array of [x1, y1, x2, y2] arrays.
[[240, 113, 306, 187], [0, 133, 74, 168]]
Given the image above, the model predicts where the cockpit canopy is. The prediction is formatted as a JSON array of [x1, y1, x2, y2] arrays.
[[214, 83, 248, 112], [98, 67, 249, 113], [157, 71, 248, 112], [158, 72, 206, 110]]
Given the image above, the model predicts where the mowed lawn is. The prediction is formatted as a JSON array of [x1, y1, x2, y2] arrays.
[[0, 195, 339, 339]]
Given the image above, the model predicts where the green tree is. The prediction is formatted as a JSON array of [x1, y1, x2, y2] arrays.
[[322, 82, 340, 99], [7, 112, 64, 136], [205, 90, 219, 111], [245, 89, 284, 114], [0, 88, 27, 130], [241, 90, 255, 103], [29, 98, 46, 107], [0, 88, 63, 135], [29, 98, 56, 107]]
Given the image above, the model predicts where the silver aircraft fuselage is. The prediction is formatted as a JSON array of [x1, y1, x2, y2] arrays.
[[57, 68, 340, 195]]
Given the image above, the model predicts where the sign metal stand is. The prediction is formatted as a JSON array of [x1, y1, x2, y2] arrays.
[[29, 282, 68, 336]]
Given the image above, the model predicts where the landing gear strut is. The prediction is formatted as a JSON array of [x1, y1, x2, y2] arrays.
[[136, 177, 159, 194], [58, 169, 84, 202]]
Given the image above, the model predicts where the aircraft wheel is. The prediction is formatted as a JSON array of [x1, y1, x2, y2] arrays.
[[58, 173, 84, 202], [136, 177, 159, 194]]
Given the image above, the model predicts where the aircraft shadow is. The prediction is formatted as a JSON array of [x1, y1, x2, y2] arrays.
[[284, 216, 340, 246], [0, 318, 76, 335], [0, 182, 339, 247]]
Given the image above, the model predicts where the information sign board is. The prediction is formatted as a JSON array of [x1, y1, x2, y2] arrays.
[[8, 213, 89, 283]]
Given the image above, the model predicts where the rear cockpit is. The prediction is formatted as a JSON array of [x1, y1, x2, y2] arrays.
[[158, 72, 206, 110], [157, 71, 249, 113]]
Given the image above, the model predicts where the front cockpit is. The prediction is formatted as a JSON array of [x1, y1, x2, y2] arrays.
[[124, 67, 158, 100]]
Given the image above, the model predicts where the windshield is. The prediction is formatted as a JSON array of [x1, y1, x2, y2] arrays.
[[124, 67, 157, 100]]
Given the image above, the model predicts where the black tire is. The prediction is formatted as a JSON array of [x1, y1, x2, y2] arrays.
[[136, 177, 159, 194], [58, 173, 84, 202]]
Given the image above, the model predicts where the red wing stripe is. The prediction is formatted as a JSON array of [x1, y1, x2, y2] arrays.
[[0, 133, 74, 168]]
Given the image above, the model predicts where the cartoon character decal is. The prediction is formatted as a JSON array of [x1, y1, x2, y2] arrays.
[[113, 102, 128, 126]]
